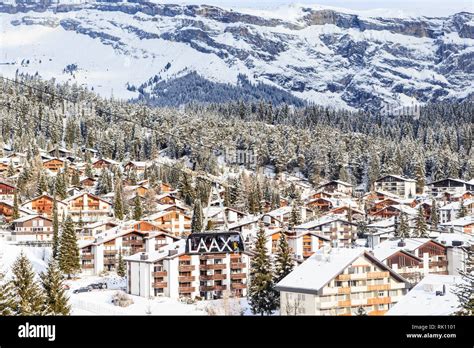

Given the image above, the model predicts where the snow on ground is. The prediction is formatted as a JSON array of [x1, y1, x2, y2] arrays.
[[0, 238, 51, 278]]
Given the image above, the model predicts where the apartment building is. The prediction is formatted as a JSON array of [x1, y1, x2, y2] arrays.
[[276, 248, 410, 315], [21, 193, 68, 219], [147, 209, 191, 236], [428, 178, 474, 197], [439, 199, 474, 223], [294, 216, 357, 248], [374, 175, 416, 199], [372, 238, 449, 284], [11, 215, 54, 242], [125, 232, 250, 300], [64, 192, 112, 223], [317, 180, 353, 196]]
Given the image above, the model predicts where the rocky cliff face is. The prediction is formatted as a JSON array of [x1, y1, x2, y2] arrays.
[[1, 2, 473, 110]]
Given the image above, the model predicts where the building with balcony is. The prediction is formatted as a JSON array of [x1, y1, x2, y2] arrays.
[[64, 192, 112, 223], [428, 178, 474, 198], [294, 216, 357, 248], [125, 239, 251, 300], [374, 175, 416, 199], [372, 238, 449, 284], [276, 248, 410, 315], [11, 215, 53, 242]]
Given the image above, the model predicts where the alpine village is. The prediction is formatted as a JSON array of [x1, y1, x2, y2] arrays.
[[0, 74, 472, 316]]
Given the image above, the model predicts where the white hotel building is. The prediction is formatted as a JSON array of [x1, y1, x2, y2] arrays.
[[125, 238, 251, 300]]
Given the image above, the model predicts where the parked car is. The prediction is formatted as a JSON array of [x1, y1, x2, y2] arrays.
[[73, 287, 92, 294], [88, 282, 108, 290]]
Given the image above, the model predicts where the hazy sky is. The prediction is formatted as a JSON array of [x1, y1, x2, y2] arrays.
[[151, 0, 473, 16]]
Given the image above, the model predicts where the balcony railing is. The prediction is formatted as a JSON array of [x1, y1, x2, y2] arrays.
[[199, 254, 226, 260], [200, 274, 227, 281], [367, 271, 389, 279], [104, 250, 117, 255], [82, 264, 94, 269], [230, 262, 246, 269], [178, 276, 195, 282], [153, 271, 168, 277], [199, 264, 226, 270], [231, 283, 246, 289], [179, 287, 195, 293], [81, 253, 94, 260], [153, 282, 168, 289], [230, 273, 246, 280], [178, 265, 195, 272], [200, 285, 227, 292]]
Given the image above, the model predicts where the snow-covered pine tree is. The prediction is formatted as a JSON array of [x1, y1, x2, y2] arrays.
[[40, 258, 71, 315], [288, 202, 301, 229], [415, 158, 426, 194], [52, 198, 60, 259], [133, 194, 143, 221], [0, 249, 16, 315], [274, 232, 294, 285], [36, 172, 48, 196], [453, 246, 474, 315], [249, 225, 278, 315], [414, 206, 428, 237], [117, 248, 126, 278], [12, 191, 20, 220], [178, 171, 194, 206], [114, 178, 124, 220], [395, 212, 410, 239], [430, 199, 439, 231], [55, 173, 67, 200], [11, 251, 47, 315], [191, 198, 203, 233], [71, 169, 80, 187], [59, 215, 80, 279]]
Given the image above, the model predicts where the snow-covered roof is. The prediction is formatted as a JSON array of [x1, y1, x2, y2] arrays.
[[439, 199, 474, 210], [376, 175, 416, 183], [377, 204, 418, 216], [386, 275, 463, 315], [428, 178, 471, 186], [318, 180, 353, 188], [12, 214, 51, 223], [276, 248, 401, 293], [295, 215, 353, 230], [371, 238, 432, 261], [266, 205, 292, 217], [125, 239, 186, 263], [436, 233, 474, 247], [440, 216, 474, 227]]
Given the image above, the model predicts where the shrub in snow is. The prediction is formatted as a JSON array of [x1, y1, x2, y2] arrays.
[[112, 291, 133, 307]]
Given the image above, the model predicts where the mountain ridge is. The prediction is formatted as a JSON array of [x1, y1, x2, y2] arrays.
[[1, 2, 473, 110]]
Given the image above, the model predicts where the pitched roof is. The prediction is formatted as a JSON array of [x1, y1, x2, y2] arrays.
[[276, 248, 406, 293]]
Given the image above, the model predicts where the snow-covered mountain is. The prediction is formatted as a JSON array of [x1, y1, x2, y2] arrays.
[[0, 1, 473, 110]]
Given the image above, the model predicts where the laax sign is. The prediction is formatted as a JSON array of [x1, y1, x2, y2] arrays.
[[186, 232, 245, 254]]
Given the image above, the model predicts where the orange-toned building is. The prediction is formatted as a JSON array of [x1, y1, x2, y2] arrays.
[[21, 194, 68, 219], [43, 158, 66, 173]]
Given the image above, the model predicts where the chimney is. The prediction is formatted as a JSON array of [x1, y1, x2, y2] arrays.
[[168, 250, 178, 256], [397, 240, 406, 247], [140, 252, 148, 261]]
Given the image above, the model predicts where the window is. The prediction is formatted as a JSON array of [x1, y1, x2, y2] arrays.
[[335, 281, 343, 287], [297, 293, 305, 301], [378, 291, 385, 297]]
